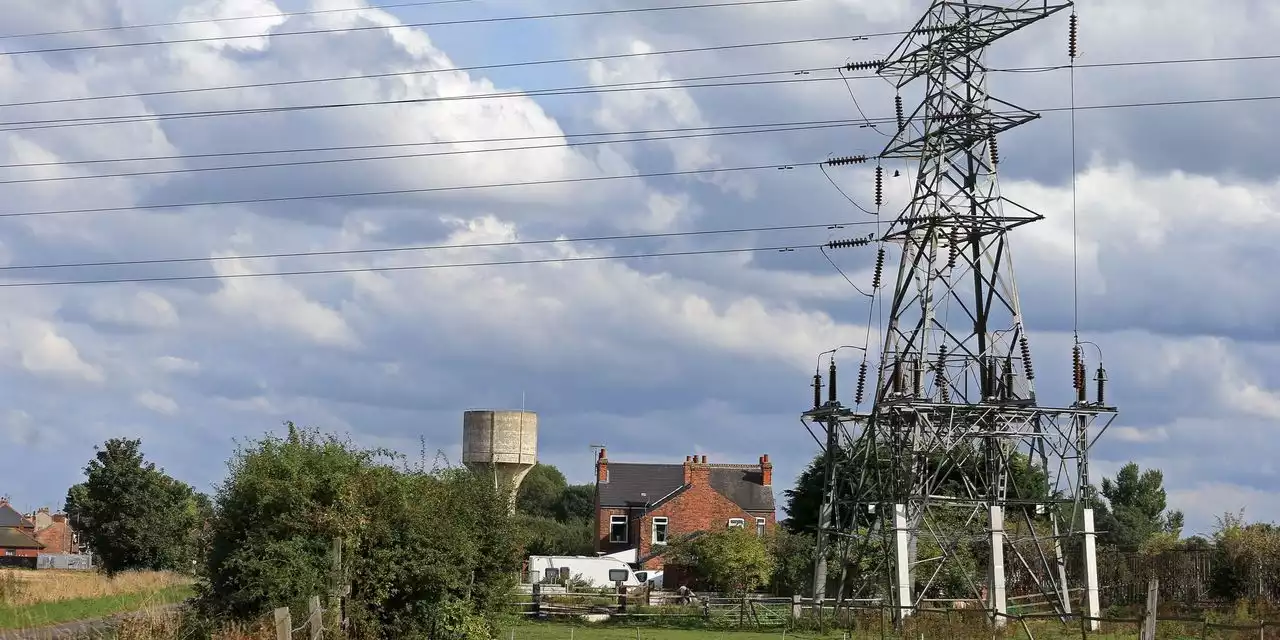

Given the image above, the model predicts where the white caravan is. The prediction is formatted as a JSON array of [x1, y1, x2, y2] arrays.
[[527, 555, 653, 588]]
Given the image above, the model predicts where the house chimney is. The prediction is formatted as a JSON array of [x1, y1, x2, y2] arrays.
[[596, 448, 609, 484], [760, 454, 773, 486], [683, 455, 694, 484]]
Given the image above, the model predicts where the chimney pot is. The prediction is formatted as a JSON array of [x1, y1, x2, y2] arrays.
[[761, 453, 773, 486], [700, 455, 707, 464]]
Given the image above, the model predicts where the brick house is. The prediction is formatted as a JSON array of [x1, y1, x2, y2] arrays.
[[0, 498, 44, 559], [593, 450, 777, 571], [34, 515, 77, 555]]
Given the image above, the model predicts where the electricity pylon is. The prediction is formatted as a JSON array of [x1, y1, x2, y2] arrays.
[[805, 0, 1116, 629]]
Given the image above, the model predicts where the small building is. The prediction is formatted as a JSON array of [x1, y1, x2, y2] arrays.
[[0, 498, 44, 563], [593, 450, 777, 571]]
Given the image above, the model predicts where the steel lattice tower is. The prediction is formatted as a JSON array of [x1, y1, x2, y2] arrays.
[[804, 0, 1116, 628]]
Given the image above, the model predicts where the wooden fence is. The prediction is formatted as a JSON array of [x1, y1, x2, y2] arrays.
[[272, 595, 329, 640]]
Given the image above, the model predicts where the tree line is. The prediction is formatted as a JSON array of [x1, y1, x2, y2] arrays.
[[60, 428, 1278, 637], [64, 426, 521, 640]]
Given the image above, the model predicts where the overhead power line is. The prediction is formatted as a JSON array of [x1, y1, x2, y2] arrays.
[[0, 161, 817, 219], [1, 47, 1269, 113], [0, 90, 1276, 217], [0, 221, 869, 272], [0, 34, 869, 110], [9, 64, 1280, 135], [0, 118, 868, 170], [0, 121, 865, 186], [0, 69, 837, 132], [0, 0, 473, 41], [0, 243, 829, 288], [0, 0, 808, 58]]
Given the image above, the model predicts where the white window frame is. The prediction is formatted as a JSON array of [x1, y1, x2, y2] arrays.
[[652, 517, 669, 545], [728, 518, 745, 528], [609, 515, 628, 543], [756, 517, 767, 536]]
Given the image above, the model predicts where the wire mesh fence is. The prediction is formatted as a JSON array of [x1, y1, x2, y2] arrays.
[[506, 588, 1280, 640]]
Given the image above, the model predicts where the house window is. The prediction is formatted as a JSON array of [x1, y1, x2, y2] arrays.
[[3, 549, 13, 556], [728, 518, 745, 528], [652, 517, 669, 545], [756, 517, 767, 537], [609, 515, 628, 543]]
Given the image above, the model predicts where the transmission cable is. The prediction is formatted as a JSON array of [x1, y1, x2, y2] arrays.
[[2, 90, 1278, 218], [4, 48, 1272, 112], [0, 161, 822, 218], [0, 34, 873, 110], [0, 0, 809, 58], [0, 69, 840, 132], [0, 221, 868, 272], [0, 118, 866, 170], [0, 243, 830, 288], [0, 0, 472, 41], [1, 91, 1275, 183], [0, 121, 862, 186], [9, 71, 1280, 136]]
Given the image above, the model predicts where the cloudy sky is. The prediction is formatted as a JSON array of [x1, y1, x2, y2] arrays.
[[0, 0, 1276, 537]]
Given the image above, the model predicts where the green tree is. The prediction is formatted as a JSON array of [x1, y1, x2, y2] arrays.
[[1097, 462, 1183, 549], [554, 485, 595, 522], [783, 447, 1050, 535], [516, 464, 568, 520], [518, 516, 593, 557], [199, 423, 520, 639], [769, 529, 815, 596], [670, 528, 775, 595], [64, 438, 203, 575]]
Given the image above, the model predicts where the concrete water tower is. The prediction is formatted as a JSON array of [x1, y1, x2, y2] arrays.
[[462, 410, 538, 513]]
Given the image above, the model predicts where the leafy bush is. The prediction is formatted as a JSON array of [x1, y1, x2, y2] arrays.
[[196, 423, 522, 639]]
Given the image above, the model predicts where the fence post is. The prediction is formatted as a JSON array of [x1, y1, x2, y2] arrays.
[[273, 607, 291, 640], [793, 595, 803, 620], [1140, 578, 1160, 640], [531, 582, 541, 618], [308, 595, 322, 640]]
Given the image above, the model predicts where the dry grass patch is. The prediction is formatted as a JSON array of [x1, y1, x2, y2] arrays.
[[114, 607, 275, 640], [0, 569, 191, 606]]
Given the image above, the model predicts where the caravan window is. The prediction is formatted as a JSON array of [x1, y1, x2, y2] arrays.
[[609, 515, 628, 543], [543, 568, 557, 582], [652, 517, 669, 545]]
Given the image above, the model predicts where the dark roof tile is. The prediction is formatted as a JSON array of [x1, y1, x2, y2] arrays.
[[709, 468, 775, 512], [598, 464, 685, 507], [0, 504, 31, 528], [0, 527, 44, 549]]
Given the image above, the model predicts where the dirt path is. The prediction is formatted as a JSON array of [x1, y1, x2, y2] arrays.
[[0, 604, 180, 640]]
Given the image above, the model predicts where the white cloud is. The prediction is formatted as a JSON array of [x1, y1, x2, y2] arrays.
[[0, 318, 103, 383], [136, 391, 180, 416], [154, 356, 201, 375], [88, 291, 180, 329], [0, 0, 1278, 539]]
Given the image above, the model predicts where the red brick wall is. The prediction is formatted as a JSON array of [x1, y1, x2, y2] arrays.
[[34, 522, 73, 554], [636, 480, 776, 569]]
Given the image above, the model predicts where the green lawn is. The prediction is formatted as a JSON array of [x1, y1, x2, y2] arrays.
[[0, 584, 193, 630], [502, 624, 818, 640], [501, 620, 1148, 640]]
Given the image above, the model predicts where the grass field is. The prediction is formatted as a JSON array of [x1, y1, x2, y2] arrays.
[[498, 618, 1151, 640], [0, 569, 194, 630]]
